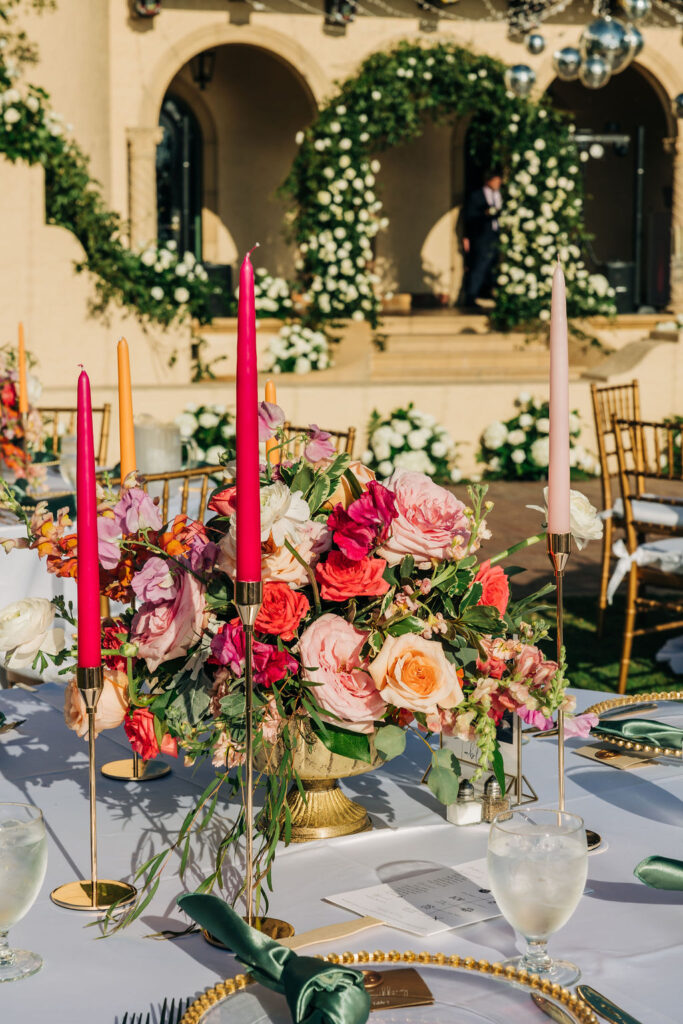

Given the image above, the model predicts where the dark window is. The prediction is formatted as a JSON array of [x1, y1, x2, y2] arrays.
[[156, 94, 202, 258]]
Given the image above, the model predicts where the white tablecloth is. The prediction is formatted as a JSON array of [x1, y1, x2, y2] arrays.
[[0, 686, 681, 1023]]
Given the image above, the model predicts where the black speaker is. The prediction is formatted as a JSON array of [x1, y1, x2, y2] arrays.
[[604, 261, 635, 314]]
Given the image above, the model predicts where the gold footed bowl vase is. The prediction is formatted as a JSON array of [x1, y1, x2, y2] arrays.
[[257, 731, 384, 843]]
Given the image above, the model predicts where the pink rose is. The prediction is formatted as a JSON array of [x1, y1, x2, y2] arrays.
[[369, 634, 464, 714], [130, 571, 206, 671], [208, 486, 237, 518], [210, 621, 297, 688], [378, 471, 471, 568], [131, 556, 177, 604], [474, 560, 510, 617], [124, 708, 178, 760], [258, 401, 285, 441], [299, 613, 385, 733], [304, 425, 336, 463], [64, 668, 129, 738]]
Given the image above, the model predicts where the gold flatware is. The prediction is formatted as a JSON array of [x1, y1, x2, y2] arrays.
[[531, 992, 577, 1024], [576, 984, 645, 1024], [279, 914, 383, 950]]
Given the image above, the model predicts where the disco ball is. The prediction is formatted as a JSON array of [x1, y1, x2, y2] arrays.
[[674, 93, 683, 119], [526, 33, 546, 56], [552, 47, 582, 82], [622, 23, 645, 62], [505, 64, 537, 97], [579, 54, 612, 90], [618, 0, 651, 21], [580, 17, 631, 71]]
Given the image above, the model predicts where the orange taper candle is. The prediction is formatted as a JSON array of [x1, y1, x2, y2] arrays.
[[17, 322, 28, 415], [117, 337, 136, 483], [264, 379, 279, 465]]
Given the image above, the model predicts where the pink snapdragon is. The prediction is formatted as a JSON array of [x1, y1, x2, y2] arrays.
[[327, 481, 397, 561], [564, 712, 599, 738], [517, 706, 554, 731]]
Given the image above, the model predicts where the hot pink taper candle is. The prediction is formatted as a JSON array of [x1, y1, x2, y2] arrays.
[[236, 248, 262, 582], [77, 369, 103, 668], [547, 263, 570, 534]]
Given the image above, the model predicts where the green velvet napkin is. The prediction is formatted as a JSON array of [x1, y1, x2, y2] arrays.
[[635, 856, 683, 891], [591, 717, 683, 750], [178, 893, 370, 1024]]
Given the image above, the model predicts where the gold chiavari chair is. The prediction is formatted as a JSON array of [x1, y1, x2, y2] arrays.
[[282, 423, 356, 458], [613, 417, 683, 693], [590, 381, 640, 635], [39, 404, 112, 466], [137, 465, 225, 523]]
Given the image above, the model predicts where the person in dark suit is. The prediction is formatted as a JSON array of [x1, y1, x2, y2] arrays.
[[462, 170, 503, 311]]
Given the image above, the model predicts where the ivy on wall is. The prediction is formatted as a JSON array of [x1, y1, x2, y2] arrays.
[[282, 40, 616, 332]]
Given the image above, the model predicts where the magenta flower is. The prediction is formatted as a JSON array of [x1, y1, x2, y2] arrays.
[[131, 556, 178, 604], [564, 712, 599, 738], [210, 621, 297, 687], [113, 487, 162, 534], [258, 401, 285, 441], [517, 706, 554, 731], [98, 517, 121, 570], [327, 481, 398, 561], [304, 425, 336, 463]]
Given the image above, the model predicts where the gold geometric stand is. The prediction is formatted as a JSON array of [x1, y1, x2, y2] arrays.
[[101, 757, 171, 781], [50, 879, 137, 912]]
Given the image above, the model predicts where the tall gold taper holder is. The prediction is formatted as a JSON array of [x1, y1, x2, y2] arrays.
[[101, 750, 171, 782], [546, 533, 601, 851], [50, 666, 138, 911], [202, 582, 294, 947]]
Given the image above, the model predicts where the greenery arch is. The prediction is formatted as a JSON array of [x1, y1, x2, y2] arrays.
[[282, 40, 616, 332]]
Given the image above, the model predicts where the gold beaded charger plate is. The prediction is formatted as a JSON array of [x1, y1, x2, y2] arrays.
[[180, 952, 597, 1024], [585, 690, 683, 759]]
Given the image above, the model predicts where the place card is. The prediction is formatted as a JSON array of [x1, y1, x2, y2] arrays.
[[574, 744, 659, 770], [325, 865, 500, 937], [364, 968, 434, 1011]]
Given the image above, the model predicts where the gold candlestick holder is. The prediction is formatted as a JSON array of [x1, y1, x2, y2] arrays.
[[101, 752, 171, 782], [201, 580, 294, 945], [50, 666, 138, 911], [546, 533, 601, 851]]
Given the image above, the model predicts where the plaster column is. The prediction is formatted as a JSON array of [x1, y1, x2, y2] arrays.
[[127, 126, 163, 249], [670, 136, 683, 310]]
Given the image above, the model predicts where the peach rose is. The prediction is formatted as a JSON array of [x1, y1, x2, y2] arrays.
[[64, 668, 129, 738], [318, 460, 375, 511], [369, 633, 464, 714], [378, 471, 471, 568], [299, 613, 385, 733], [217, 520, 328, 590]]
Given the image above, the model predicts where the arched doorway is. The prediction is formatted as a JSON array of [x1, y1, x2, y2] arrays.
[[157, 44, 316, 276], [548, 65, 674, 312], [156, 94, 203, 258]]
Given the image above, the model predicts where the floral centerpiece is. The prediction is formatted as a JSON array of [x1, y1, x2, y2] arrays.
[[0, 405, 598, 920], [363, 404, 461, 483], [478, 392, 599, 480], [0, 344, 43, 486]]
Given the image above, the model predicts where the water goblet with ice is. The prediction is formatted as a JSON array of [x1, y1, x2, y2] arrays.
[[0, 802, 48, 982]]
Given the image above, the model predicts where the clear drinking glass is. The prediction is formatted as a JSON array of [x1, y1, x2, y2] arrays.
[[487, 807, 587, 987], [59, 433, 78, 488], [0, 803, 48, 982]]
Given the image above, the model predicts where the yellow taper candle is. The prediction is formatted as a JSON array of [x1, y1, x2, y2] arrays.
[[264, 379, 279, 465], [117, 337, 136, 483], [17, 322, 28, 415]]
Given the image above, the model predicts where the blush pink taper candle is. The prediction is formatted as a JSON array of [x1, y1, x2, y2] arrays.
[[547, 263, 570, 535], [236, 248, 262, 582], [76, 369, 102, 668]]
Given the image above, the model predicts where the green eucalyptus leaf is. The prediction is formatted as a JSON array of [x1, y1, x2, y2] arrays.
[[428, 765, 461, 805], [374, 724, 406, 761]]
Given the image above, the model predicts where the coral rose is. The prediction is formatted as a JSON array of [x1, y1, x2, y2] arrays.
[[474, 560, 509, 617], [369, 634, 464, 714], [208, 485, 237, 517], [130, 571, 206, 671], [299, 614, 385, 733], [316, 551, 390, 602], [124, 708, 178, 760], [64, 668, 129, 738], [378, 471, 470, 568], [255, 582, 309, 641]]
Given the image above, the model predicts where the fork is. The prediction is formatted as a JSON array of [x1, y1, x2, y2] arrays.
[[160, 997, 191, 1023], [120, 1014, 150, 1024]]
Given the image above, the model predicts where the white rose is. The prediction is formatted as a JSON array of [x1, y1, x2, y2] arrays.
[[391, 418, 411, 435], [141, 249, 157, 267], [393, 450, 434, 474], [530, 437, 550, 467], [536, 417, 550, 434], [407, 429, 430, 450], [221, 421, 236, 440], [174, 412, 198, 438], [260, 481, 310, 545], [377, 460, 394, 478], [198, 412, 219, 429], [511, 449, 526, 464], [482, 420, 508, 451], [518, 413, 533, 429], [174, 287, 190, 303], [0, 598, 65, 668], [534, 487, 604, 550], [25, 95, 40, 114], [430, 441, 447, 458], [204, 445, 224, 466], [372, 440, 391, 461], [3, 106, 19, 124], [507, 428, 526, 446], [150, 285, 164, 301], [450, 467, 462, 483], [295, 130, 304, 145]]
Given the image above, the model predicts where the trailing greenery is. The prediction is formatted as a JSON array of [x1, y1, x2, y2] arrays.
[[0, 0, 215, 330], [282, 39, 616, 334]]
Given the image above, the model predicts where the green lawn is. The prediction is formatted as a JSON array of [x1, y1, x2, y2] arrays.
[[554, 597, 678, 696]]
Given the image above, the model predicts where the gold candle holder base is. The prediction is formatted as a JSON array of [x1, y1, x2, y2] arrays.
[[101, 758, 171, 781], [50, 879, 137, 912], [202, 917, 294, 949]]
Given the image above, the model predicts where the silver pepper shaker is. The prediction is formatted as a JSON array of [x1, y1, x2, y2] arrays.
[[482, 775, 509, 823]]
